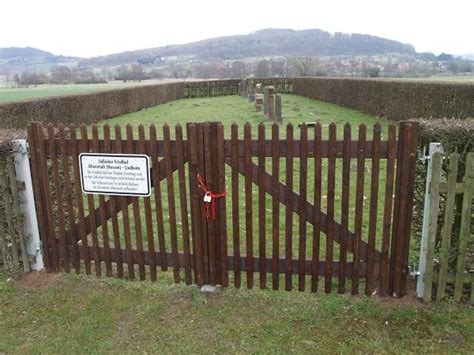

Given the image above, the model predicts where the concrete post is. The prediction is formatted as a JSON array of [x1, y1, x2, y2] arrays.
[[12, 140, 44, 271]]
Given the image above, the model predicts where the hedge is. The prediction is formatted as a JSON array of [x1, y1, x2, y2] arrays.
[[0, 82, 184, 128], [1, 78, 473, 129], [293, 77, 474, 120]]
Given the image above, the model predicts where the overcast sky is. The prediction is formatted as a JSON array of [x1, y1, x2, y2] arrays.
[[1, 0, 472, 58]]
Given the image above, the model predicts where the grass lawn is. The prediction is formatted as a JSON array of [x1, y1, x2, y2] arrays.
[[0, 271, 473, 353]]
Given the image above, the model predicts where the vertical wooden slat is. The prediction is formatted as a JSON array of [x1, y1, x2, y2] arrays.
[[325, 123, 336, 293], [380, 125, 397, 296], [70, 125, 91, 274], [203, 123, 217, 285], [196, 124, 209, 284], [139, 125, 157, 281], [366, 124, 381, 295], [82, 125, 101, 277], [186, 123, 203, 285], [163, 124, 180, 283], [48, 124, 69, 272], [105, 125, 124, 278], [338, 123, 351, 294], [436, 153, 459, 300], [244, 123, 253, 288], [176, 124, 192, 284], [285, 123, 294, 291], [399, 123, 419, 296], [231, 123, 241, 288], [298, 124, 308, 291], [258, 123, 266, 289], [58, 125, 80, 273], [352, 124, 366, 295], [311, 123, 322, 293], [92, 125, 113, 277], [115, 125, 135, 280], [36, 123, 59, 271], [423, 152, 442, 303], [453, 152, 474, 301], [217, 123, 229, 287], [28, 123, 51, 270], [271, 123, 280, 290], [391, 122, 416, 296], [126, 125, 145, 280], [150, 124, 168, 272]]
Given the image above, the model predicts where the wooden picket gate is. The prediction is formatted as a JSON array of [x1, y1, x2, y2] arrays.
[[28, 121, 418, 296]]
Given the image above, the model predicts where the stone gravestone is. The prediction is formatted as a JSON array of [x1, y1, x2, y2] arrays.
[[267, 86, 275, 122], [255, 93, 264, 112], [255, 83, 262, 94], [275, 94, 282, 124], [248, 79, 255, 103], [263, 86, 268, 116], [241, 79, 248, 98]]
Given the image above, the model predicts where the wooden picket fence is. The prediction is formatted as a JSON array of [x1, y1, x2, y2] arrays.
[[0, 143, 30, 274], [422, 152, 474, 303], [28, 121, 418, 296]]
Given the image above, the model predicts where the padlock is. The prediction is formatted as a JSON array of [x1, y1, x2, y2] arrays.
[[203, 192, 212, 202]]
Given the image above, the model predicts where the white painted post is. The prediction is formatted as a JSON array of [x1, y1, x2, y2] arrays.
[[416, 142, 443, 298], [12, 139, 44, 271]]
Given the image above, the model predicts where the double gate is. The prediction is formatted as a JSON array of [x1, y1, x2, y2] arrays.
[[28, 121, 418, 296]]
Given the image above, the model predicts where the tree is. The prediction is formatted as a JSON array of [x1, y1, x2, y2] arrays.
[[290, 57, 316, 77], [255, 60, 270, 77], [364, 66, 381, 78], [230, 61, 245, 78], [51, 65, 72, 84]]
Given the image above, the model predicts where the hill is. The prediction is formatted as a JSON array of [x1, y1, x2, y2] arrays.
[[0, 47, 80, 75], [78, 28, 416, 68]]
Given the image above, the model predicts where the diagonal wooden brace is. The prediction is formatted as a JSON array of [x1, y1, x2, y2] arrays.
[[225, 157, 380, 262]]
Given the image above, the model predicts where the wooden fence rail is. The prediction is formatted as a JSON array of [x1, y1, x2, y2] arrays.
[[422, 152, 474, 303]]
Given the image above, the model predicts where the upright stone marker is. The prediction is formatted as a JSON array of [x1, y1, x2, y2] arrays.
[[248, 79, 255, 103], [241, 79, 248, 98], [255, 93, 264, 112], [267, 86, 275, 122], [275, 94, 282, 124], [263, 86, 268, 116]]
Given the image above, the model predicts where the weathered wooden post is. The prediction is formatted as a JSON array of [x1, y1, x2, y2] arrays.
[[275, 94, 282, 124], [267, 86, 275, 122]]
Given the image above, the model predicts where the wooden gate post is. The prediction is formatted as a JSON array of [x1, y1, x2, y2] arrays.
[[187, 122, 228, 287], [389, 121, 419, 297]]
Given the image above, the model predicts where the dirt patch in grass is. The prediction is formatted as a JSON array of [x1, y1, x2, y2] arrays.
[[13, 270, 65, 291]]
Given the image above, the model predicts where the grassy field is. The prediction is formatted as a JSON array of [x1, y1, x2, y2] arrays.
[[0, 80, 171, 103], [0, 271, 473, 353]]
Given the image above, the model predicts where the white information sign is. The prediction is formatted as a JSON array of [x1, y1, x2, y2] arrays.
[[79, 153, 151, 197]]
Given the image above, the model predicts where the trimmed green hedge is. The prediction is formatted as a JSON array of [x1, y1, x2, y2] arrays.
[[0, 82, 184, 128], [1, 78, 473, 128], [293, 77, 474, 120]]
